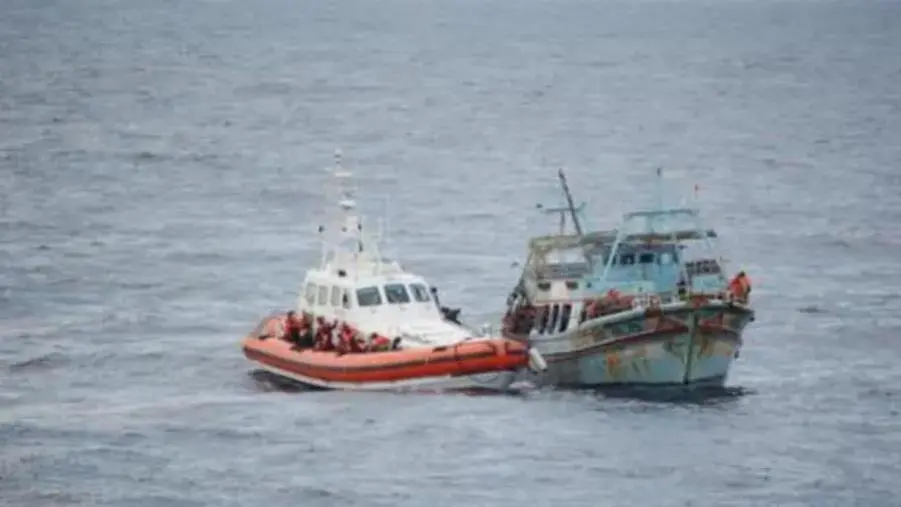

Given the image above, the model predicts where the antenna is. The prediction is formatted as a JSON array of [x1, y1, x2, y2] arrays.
[[650, 167, 664, 233], [380, 194, 390, 255]]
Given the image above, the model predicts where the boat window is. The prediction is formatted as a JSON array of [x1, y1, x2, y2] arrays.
[[408, 283, 431, 303], [548, 304, 560, 334], [658, 253, 672, 265], [565, 280, 579, 290], [383, 283, 411, 304], [537, 305, 549, 334], [639, 253, 655, 264], [537, 281, 551, 291], [559, 303, 572, 333], [620, 253, 635, 265], [329, 286, 341, 307], [356, 286, 382, 307], [304, 283, 317, 305], [317, 285, 329, 306], [341, 290, 351, 309]]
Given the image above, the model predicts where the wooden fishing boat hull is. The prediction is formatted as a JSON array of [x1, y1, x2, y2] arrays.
[[241, 320, 534, 393], [508, 299, 754, 389]]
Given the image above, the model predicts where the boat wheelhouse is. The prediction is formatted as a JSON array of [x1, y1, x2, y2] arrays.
[[291, 153, 470, 346]]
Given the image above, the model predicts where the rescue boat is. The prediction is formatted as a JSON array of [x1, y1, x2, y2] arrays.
[[241, 151, 546, 393]]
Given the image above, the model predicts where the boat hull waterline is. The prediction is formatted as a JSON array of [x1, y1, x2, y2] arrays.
[[511, 301, 753, 388], [243, 316, 539, 393]]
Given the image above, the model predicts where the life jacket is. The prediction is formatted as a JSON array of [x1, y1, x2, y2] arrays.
[[338, 324, 361, 354], [370, 335, 391, 352], [348, 330, 365, 353], [728, 275, 749, 300], [315, 319, 334, 351]]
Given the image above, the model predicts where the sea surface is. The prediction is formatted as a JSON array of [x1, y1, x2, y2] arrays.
[[2, 0, 900, 505]]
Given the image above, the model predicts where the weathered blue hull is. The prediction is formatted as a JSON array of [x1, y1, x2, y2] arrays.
[[523, 301, 753, 388]]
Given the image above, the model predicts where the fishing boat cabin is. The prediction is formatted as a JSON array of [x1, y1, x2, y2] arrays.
[[509, 208, 730, 338]]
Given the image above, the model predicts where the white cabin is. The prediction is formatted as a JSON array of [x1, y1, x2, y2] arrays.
[[292, 152, 473, 347]]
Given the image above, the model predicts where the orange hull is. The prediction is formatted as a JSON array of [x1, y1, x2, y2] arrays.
[[242, 317, 530, 384]]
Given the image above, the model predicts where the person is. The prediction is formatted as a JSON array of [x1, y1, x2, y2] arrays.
[[337, 323, 363, 354], [676, 274, 688, 301], [728, 271, 752, 303], [367, 333, 391, 352], [297, 314, 315, 348], [515, 304, 536, 334], [283, 311, 301, 344], [329, 319, 341, 349], [314, 316, 334, 351]]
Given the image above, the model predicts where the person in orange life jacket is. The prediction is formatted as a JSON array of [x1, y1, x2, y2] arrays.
[[728, 271, 752, 302], [336, 323, 361, 354], [314, 316, 332, 351], [368, 332, 391, 352]]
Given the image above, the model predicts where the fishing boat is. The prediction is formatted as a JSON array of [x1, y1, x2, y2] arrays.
[[500, 168, 755, 388], [242, 151, 547, 392]]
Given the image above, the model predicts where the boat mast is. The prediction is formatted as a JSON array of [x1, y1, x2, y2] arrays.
[[558, 168, 584, 237]]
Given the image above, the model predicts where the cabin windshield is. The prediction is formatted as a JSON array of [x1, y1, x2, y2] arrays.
[[384, 283, 411, 304], [356, 286, 382, 307], [408, 283, 431, 302]]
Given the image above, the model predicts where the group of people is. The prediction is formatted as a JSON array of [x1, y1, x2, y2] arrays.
[[582, 289, 634, 321], [502, 304, 536, 335], [278, 311, 401, 354]]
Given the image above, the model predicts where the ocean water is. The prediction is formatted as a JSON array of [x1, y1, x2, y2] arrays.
[[2, 0, 900, 505]]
